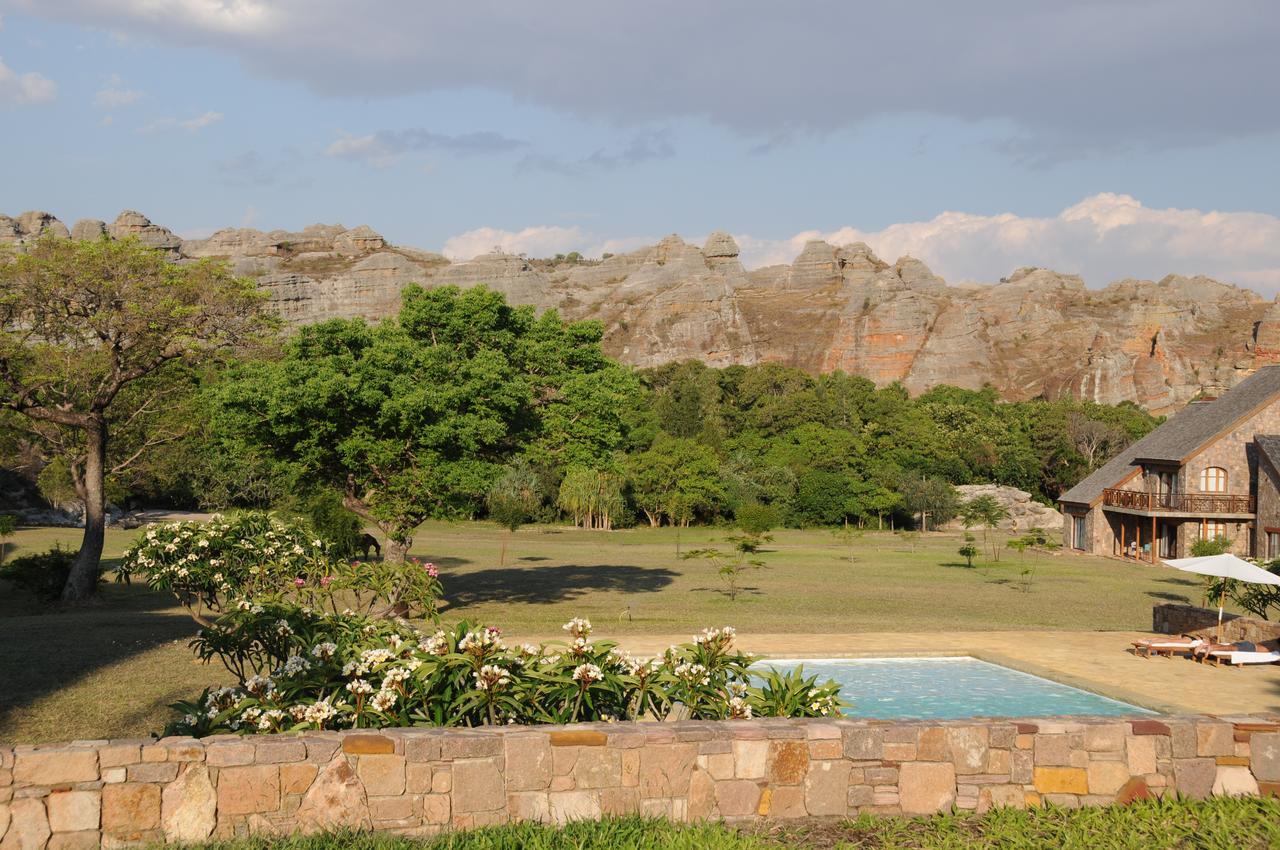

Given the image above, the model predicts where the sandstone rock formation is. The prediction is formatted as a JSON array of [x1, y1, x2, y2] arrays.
[[4, 208, 1275, 413], [950, 484, 1064, 532]]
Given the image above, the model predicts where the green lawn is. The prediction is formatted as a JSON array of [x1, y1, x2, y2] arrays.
[[0, 520, 1206, 743], [175, 799, 1280, 849]]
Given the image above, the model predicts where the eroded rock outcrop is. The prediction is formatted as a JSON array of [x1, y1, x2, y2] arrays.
[[9, 207, 1276, 412]]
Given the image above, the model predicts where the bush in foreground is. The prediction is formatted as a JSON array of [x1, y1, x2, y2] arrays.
[[165, 797, 1280, 849]]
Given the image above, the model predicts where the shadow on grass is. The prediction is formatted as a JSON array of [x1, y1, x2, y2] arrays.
[[441, 564, 678, 609], [1147, 591, 1192, 603], [0, 605, 200, 730]]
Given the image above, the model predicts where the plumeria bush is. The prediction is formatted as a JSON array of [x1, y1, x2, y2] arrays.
[[122, 514, 846, 736], [167, 617, 846, 736], [119, 512, 442, 625]]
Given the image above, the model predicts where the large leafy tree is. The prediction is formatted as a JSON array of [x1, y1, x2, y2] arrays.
[[626, 434, 726, 527], [212, 284, 621, 558], [0, 237, 273, 600]]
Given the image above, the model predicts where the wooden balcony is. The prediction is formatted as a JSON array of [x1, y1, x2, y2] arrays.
[[1102, 488, 1254, 515]]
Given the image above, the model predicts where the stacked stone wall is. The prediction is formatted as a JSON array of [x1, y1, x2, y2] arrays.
[[4, 715, 1280, 847], [1153, 603, 1280, 647]]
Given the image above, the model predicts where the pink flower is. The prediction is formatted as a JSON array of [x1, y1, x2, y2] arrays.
[[423, 562, 438, 578], [320, 576, 333, 587], [293, 578, 306, 588]]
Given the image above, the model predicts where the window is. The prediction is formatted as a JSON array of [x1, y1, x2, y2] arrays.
[[1200, 466, 1228, 493], [1269, 532, 1280, 559], [1073, 515, 1086, 551], [1201, 520, 1227, 541]]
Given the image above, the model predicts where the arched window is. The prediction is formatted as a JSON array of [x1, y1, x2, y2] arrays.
[[1200, 467, 1228, 493]]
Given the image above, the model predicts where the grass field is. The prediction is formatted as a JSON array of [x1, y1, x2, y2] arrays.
[[172, 798, 1280, 849], [0, 520, 1208, 742]]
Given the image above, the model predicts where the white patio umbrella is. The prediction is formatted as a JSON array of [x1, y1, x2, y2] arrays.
[[1162, 553, 1280, 643]]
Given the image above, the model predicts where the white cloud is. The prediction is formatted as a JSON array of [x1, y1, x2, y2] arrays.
[[735, 194, 1280, 293], [0, 55, 56, 106], [441, 226, 649, 261], [138, 109, 223, 132], [11, 1, 1279, 153], [93, 73, 142, 108], [324, 128, 526, 168]]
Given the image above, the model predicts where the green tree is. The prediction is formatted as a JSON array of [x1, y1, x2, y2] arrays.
[[958, 543, 978, 567], [898, 474, 959, 532], [486, 459, 542, 565], [959, 494, 1010, 560], [212, 285, 613, 559], [682, 532, 770, 601], [626, 434, 725, 527], [0, 237, 272, 600], [556, 466, 625, 530]]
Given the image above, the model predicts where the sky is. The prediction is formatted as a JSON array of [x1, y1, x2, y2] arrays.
[[1, 1, 1279, 292]]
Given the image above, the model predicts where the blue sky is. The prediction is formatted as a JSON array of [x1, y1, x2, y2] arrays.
[[2, 1, 1279, 291]]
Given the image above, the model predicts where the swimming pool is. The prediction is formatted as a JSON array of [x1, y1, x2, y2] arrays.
[[759, 657, 1154, 719]]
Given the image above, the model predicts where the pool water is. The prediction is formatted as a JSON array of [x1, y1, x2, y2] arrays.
[[759, 657, 1154, 719]]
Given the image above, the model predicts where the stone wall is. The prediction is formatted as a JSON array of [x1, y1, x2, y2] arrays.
[[3, 716, 1280, 848], [1153, 603, 1280, 647]]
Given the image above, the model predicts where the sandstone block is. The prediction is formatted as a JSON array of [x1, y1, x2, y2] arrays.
[[1086, 761, 1130, 795], [256, 741, 306, 764], [987, 785, 1026, 809], [423, 795, 450, 825], [161, 766, 215, 843], [768, 785, 807, 819], [766, 741, 808, 785], [1033, 767, 1087, 795], [126, 763, 178, 783], [916, 728, 947, 761], [507, 792, 549, 822], [1116, 777, 1153, 804], [704, 753, 734, 781], [405, 763, 432, 795], [505, 737, 552, 792], [2, 798, 50, 850], [357, 755, 405, 797], [342, 735, 395, 755], [205, 743, 255, 767], [805, 760, 850, 817], [45, 831, 98, 850], [1033, 735, 1072, 766], [1173, 758, 1216, 800], [573, 748, 621, 790], [280, 764, 318, 796], [369, 796, 416, 822], [548, 731, 607, 748], [1250, 733, 1280, 781], [453, 759, 504, 814], [732, 741, 768, 780], [898, 762, 956, 816], [842, 728, 883, 761], [45, 792, 98, 834], [217, 765, 279, 816], [948, 727, 989, 775], [1212, 766, 1259, 797], [1083, 724, 1126, 753], [296, 755, 370, 834], [599, 787, 640, 816], [1127, 736, 1157, 776], [1197, 724, 1234, 758], [639, 744, 696, 797], [548, 791, 599, 825], [101, 783, 159, 835], [687, 770, 715, 820], [440, 735, 503, 760], [714, 780, 761, 818], [96, 747, 139, 770], [14, 752, 98, 786]]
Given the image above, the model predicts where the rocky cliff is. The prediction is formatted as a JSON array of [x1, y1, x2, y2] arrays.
[[4, 209, 1275, 414]]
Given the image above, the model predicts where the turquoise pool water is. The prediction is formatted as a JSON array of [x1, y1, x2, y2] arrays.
[[759, 657, 1154, 719]]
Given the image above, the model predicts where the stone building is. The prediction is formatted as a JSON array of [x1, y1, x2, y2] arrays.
[[1059, 365, 1280, 561]]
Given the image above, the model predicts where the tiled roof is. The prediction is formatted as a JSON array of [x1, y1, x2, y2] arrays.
[[1059, 365, 1280, 506], [1255, 434, 1280, 477]]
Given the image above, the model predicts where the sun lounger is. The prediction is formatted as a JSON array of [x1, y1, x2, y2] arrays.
[[1131, 634, 1204, 658], [1202, 641, 1280, 667]]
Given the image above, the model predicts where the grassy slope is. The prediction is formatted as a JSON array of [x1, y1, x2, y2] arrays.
[[0, 521, 1203, 742]]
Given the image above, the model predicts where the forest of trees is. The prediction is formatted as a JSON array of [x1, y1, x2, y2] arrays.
[[2, 239, 1161, 577]]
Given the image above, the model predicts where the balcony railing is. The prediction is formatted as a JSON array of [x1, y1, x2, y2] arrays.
[[1102, 488, 1254, 514]]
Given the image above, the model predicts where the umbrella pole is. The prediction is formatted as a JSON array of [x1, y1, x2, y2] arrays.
[[1217, 585, 1225, 645]]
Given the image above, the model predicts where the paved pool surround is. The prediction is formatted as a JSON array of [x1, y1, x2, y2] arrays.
[[4, 715, 1280, 847]]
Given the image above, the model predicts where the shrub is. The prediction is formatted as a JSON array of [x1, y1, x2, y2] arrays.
[[119, 512, 443, 625], [0, 545, 80, 601], [302, 492, 365, 559], [167, 618, 847, 737]]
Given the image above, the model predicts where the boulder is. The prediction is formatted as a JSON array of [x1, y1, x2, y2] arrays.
[[951, 484, 1063, 532], [70, 219, 107, 241]]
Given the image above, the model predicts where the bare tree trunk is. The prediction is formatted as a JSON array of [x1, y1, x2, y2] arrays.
[[62, 418, 106, 602]]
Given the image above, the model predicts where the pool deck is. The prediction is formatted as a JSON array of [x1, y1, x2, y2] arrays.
[[518, 630, 1280, 717]]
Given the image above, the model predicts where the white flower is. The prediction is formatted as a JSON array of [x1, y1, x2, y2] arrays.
[[562, 617, 592, 639], [383, 667, 412, 685], [572, 663, 603, 684], [311, 642, 338, 660], [280, 655, 310, 676], [674, 663, 711, 686], [370, 689, 398, 712], [727, 696, 753, 719], [360, 648, 395, 667], [276, 619, 293, 636], [473, 664, 511, 692], [346, 678, 374, 696], [244, 675, 275, 696], [303, 699, 337, 724], [418, 631, 449, 656], [459, 628, 503, 654]]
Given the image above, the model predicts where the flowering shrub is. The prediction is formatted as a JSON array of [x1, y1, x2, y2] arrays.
[[119, 512, 443, 624], [167, 616, 846, 736]]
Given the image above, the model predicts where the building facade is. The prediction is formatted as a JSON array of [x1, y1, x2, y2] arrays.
[[1059, 365, 1280, 562]]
